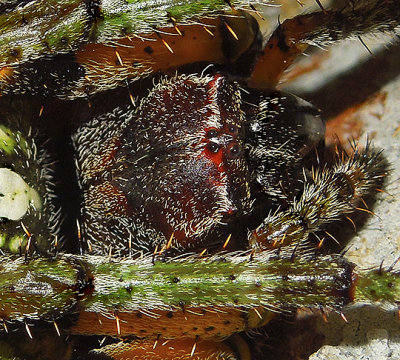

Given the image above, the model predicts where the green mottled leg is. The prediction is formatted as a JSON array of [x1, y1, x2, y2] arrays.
[[0, 101, 60, 255]]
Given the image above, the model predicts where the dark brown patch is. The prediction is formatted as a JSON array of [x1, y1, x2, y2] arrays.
[[144, 46, 154, 55]]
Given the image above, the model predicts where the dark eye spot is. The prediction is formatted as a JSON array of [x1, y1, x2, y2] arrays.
[[207, 142, 220, 153], [228, 125, 237, 134], [206, 129, 218, 138], [227, 143, 241, 159]]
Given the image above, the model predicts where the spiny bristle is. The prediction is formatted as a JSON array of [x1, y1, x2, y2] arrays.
[[115, 314, 121, 335], [190, 337, 198, 357], [224, 21, 239, 40], [161, 38, 174, 53], [314, 0, 326, 13], [54, 321, 60, 337], [25, 321, 33, 339]]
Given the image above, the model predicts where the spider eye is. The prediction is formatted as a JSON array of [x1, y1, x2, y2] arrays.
[[207, 141, 220, 153], [228, 125, 237, 134], [206, 129, 218, 138], [227, 143, 241, 159]]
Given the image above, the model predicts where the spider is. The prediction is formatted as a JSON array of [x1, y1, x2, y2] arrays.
[[0, 1, 399, 359]]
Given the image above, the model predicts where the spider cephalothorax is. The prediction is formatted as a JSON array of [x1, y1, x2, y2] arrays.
[[73, 73, 325, 256]]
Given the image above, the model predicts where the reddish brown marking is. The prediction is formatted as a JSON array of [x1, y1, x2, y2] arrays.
[[92, 338, 238, 360], [249, 13, 327, 88], [76, 16, 255, 95], [202, 147, 224, 171], [100, 137, 120, 169], [91, 182, 132, 217], [0, 66, 14, 85], [72, 307, 244, 339], [281, 51, 330, 84], [206, 74, 224, 96], [72, 306, 271, 339]]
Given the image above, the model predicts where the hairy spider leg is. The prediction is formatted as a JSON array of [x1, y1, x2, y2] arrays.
[[74, 11, 259, 98], [248, 0, 400, 88], [0, 9, 260, 100], [249, 144, 388, 250], [89, 337, 247, 360]]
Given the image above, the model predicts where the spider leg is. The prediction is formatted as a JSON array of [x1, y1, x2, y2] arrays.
[[88, 337, 247, 360], [248, 0, 400, 88], [243, 89, 325, 226], [249, 143, 388, 250], [0, 6, 260, 99]]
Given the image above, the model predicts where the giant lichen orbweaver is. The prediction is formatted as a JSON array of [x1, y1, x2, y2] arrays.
[[0, 1, 399, 359]]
